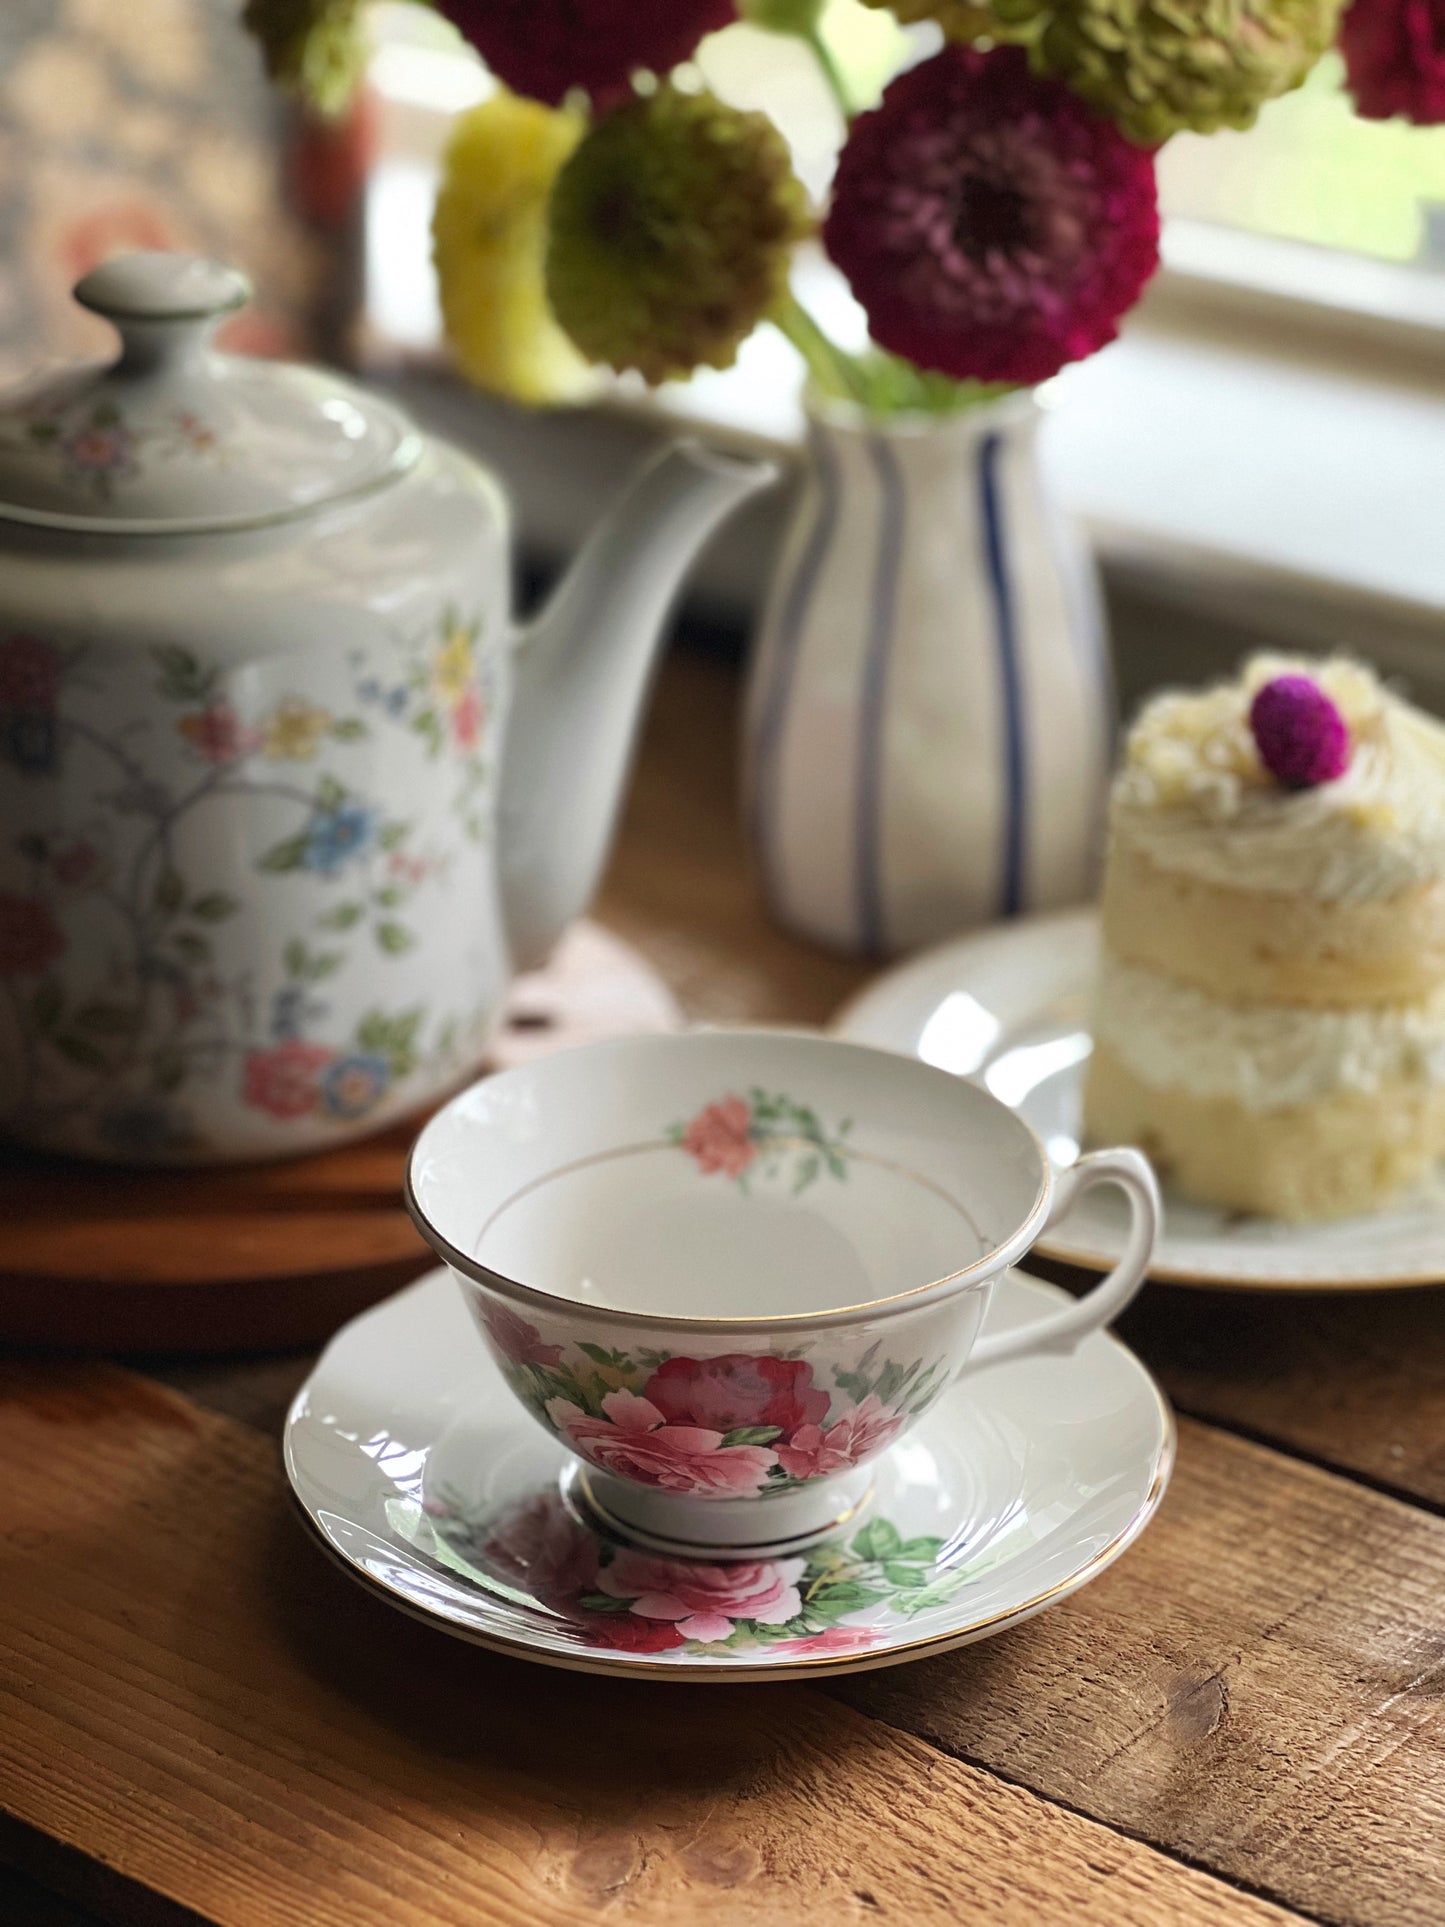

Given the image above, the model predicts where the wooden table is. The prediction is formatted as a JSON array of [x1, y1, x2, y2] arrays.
[[4, 649, 1444, 1927]]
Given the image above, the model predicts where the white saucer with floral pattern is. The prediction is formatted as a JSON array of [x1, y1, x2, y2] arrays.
[[283, 1266, 1173, 1681]]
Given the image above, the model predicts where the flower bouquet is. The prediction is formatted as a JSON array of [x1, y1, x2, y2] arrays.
[[245, 0, 1445, 958], [244, 0, 1444, 410]]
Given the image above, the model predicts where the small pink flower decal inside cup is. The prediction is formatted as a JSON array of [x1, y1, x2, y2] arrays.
[[671, 1086, 853, 1194], [546, 1388, 779, 1496], [681, 1094, 755, 1177]]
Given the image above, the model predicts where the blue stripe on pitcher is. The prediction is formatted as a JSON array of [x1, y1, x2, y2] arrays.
[[750, 428, 840, 911], [855, 434, 906, 956], [979, 430, 1026, 919]]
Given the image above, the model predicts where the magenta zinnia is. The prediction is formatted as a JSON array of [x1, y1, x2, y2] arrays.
[[1341, 0, 1445, 121], [822, 45, 1160, 387], [437, 0, 738, 108]]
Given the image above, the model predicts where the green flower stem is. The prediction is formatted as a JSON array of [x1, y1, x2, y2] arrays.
[[770, 291, 871, 405], [803, 22, 857, 118]]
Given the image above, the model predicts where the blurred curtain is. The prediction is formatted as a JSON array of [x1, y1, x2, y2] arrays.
[[0, 0, 369, 383]]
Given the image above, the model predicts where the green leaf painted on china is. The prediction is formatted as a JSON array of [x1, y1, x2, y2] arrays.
[[330, 718, 369, 741], [376, 921, 415, 955], [809, 1580, 887, 1614], [316, 774, 347, 811], [375, 885, 404, 909], [150, 644, 214, 703], [319, 901, 364, 930], [576, 1592, 633, 1615], [883, 1564, 930, 1589], [190, 892, 240, 922], [895, 1572, 972, 1616], [720, 1425, 783, 1448], [171, 930, 211, 964], [377, 822, 409, 852], [851, 1519, 902, 1564], [154, 867, 185, 913], [258, 833, 308, 873], [51, 1031, 109, 1071]]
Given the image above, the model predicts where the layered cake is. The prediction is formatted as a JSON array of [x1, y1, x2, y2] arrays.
[[1083, 655, 1445, 1220]]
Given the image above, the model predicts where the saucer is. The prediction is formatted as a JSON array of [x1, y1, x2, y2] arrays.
[[283, 1267, 1173, 1680], [835, 908, 1445, 1292]]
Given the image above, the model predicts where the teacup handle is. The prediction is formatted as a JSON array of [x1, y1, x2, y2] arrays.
[[965, 1147, 1160, 1371]]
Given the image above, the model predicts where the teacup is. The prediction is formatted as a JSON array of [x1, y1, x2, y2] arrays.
[[406, 1029, 1159, 1558]]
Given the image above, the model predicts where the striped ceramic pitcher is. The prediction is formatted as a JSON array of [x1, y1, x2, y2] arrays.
[[744, 393, 1114, 957]]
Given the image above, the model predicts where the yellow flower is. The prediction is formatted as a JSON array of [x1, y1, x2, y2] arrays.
[[263, 696, 333, 762], [433, 623, 476, 708], [432, 92, 599, 408]]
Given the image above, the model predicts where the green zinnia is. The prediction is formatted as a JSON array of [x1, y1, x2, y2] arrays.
[[1033, 0, 1343, 142], [859, 0, 1340, 141], [546, 86, 812, 385], [242, 0, 367, 115]]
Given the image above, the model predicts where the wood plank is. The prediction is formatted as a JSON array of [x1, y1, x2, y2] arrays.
[[1116, 1281, 1445, 1512], [0, 1363, 1297, 1927], [833, 1418, 1445, 1927]]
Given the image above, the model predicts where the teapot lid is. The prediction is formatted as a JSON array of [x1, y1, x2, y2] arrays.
[[0, 252, 421, 535]]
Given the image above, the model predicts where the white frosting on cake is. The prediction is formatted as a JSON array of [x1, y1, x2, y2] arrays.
[[1110, 655, 1445, 902], [1094, 957, 1445, 1111]]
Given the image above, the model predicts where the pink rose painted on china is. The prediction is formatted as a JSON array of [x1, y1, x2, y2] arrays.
[[682, 1095, 755, 1177], [481, 1300, 564, 1369], [242, 1040, 334, 1119], [0, 634, 62, 712], [775, 1395, 907, 1481], [546, 1388, 779, 1496], [0, 894, 66, 978], [597, 1549, 806, 1643], [421, 1487, 976, 1661], [643, 1353, 829, 1436]]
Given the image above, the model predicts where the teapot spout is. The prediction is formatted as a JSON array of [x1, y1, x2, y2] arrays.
[[498, 438, 776, 971]]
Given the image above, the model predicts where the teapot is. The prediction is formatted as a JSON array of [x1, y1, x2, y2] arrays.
[[0, 253, 772, 1163]]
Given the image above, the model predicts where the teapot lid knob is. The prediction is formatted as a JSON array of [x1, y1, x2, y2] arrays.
[[74, 252, 251, 374], [74, 252, 251, 324]]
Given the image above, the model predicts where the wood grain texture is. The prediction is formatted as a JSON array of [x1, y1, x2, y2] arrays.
[[0, 1364, 1298, 1927], [833, 1418, 1445, 1927]]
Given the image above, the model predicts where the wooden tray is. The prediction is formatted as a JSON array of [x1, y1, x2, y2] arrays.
[[0, 924, 679, 1355]]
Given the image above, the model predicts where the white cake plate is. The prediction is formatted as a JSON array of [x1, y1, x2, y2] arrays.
[[834, 908, 1445, 1292]]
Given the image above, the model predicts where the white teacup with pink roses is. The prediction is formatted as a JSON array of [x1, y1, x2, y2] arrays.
[[407, 1030, 1160, 1558]]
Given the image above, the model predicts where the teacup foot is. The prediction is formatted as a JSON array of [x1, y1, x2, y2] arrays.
[[567, 1463, 875, 1561]]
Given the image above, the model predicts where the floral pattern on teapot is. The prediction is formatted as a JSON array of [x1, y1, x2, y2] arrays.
[[0, 607, 497, 1157], [0, 393, 221, 504]]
